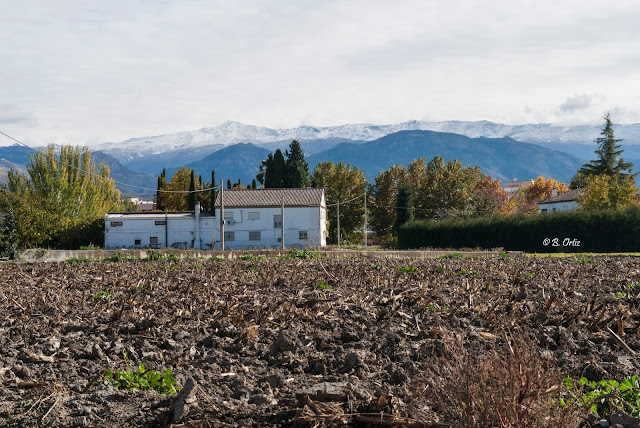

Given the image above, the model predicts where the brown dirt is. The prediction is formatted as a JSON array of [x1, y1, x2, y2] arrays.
[[1, 255, 639, 427]]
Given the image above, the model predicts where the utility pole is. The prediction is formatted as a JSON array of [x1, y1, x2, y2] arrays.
[[337, 199, 340, 248], [364, 191, 367, 249], [281, 197, 285, 250], [220, 178, 224, 251]]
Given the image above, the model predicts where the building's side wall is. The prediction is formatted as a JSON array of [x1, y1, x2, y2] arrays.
[[105, 216, 168, 249], [213, 206, 323, 250]]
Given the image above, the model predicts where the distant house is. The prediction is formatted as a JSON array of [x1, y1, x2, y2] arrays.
[[538, 189, 583, 213], [105, 188, 327, 250], [504, 179, 534, 198], [128, 197, 156, 212]]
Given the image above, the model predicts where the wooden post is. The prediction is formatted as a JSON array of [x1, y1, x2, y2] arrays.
[[337, 199, 340, 248], [364, 192, 367, 249]]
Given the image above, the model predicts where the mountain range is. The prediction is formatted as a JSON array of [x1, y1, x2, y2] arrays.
[[2, 119, 639, 193]]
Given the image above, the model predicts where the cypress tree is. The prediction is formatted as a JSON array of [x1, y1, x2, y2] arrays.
[[272, 149, 286, 188], [157, 169, 166, 211], [227, 179, 231, 190], [252, 179, 257, 189], [188, 170, 196, 211]]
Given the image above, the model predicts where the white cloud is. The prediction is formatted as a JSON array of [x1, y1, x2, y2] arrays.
[[0, 0, 639, 147]]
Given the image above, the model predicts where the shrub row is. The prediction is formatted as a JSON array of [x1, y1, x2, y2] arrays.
[[398, 207, 640, 252]]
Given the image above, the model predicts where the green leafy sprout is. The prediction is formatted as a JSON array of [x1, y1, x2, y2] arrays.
[[103, 351, 179, 394], [93, 291, 113, 300], [396, 266, 418, 274], [560, 376, 640, 417]]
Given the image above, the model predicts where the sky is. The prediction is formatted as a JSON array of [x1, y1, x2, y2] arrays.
[[1, 0, 640, 147]]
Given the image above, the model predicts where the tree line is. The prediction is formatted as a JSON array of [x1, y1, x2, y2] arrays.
[[1, 113, 637, 254]]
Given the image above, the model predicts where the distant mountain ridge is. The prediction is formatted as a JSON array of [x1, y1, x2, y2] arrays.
[[96, 120, 640, 159]]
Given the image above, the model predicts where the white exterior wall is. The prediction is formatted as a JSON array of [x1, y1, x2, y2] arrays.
[[105, 205, 326, 250], [539, 200, 579, 213], [212, 205, 326, 250]]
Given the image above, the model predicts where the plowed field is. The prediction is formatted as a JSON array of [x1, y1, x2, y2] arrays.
[[1, 255, 639, 427]]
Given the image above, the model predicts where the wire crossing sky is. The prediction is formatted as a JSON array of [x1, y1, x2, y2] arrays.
[[1, 0, 639, 148]]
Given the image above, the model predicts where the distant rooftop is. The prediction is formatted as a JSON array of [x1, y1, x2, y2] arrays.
[[538, 188, 584, 204], [214, 188, 325, 208]]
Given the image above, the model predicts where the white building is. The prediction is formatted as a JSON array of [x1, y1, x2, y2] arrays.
[[538, 188, 583, 213], [104, 188, 327, 250]]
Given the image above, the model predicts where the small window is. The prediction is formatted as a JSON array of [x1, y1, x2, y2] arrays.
[[224, 231, 235, 241], [134, 239, 141, 245], [249, 231, 261, 241], [299, 230, 307, 240], [541, 209, 548, 213], [277, 237, 281, 242], [110, 221, 123, 227], [224, 211, 233, 219], [273, 215, 282, 228], [248, 212, 260, 220], [150, 237, 159, 244], [155, 220, 166, 225]]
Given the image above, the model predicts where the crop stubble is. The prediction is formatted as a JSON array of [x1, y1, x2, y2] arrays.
[[0, 255, 639, 426]]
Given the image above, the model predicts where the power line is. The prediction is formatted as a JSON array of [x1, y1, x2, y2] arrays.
[[0, 131, 221, 194]]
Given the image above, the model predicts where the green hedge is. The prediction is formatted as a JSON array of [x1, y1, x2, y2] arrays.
[[398, 207, 640, 252]]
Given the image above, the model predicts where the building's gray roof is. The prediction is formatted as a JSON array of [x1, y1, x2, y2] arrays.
[[538, 188, 584, 204], [215, 188, 325, 208]]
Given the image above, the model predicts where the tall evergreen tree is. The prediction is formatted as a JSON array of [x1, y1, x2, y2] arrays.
[[572, 113, 635, 187], [284, 140, 309, 188], [227, 179, 232, 190], [188, 170, 196, 211], [271, 149, 286, 188], [251, 178, 257, 189], [157, 168, 166, 211], [394, 184, 414, 232]]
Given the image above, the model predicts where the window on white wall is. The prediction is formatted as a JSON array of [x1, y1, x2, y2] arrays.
[[248, 212, 260, 220], [224, 212, 233, 220], [224, 231, 235, 241], [299, 230, 307, 240], [135, 239, 141, 245], [249, 231, 261, 240], [110, 221, 123, 227], [150, 237, 158, 244], [273, 215, 282, 228]]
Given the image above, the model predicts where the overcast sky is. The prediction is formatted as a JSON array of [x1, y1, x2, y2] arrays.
[[1, 0, 640, 147]]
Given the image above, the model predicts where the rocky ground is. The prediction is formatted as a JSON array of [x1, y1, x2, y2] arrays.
[[1, 254, 639, 427]]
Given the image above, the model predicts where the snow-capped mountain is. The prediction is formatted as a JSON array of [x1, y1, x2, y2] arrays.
[[99, 120, 640, 161]]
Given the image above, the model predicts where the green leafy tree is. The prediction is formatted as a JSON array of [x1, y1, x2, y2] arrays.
[[572, 113, 635, 187], [578, 174, 638, 210], [162, 167, 200, 211], [394, 184, 414, 232], [0, 144, 124, 248], [257, 153, 273, 186], [369, 165, 406, 245], [284, 140, 309, 188], [311, 162, 367, 244]]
